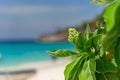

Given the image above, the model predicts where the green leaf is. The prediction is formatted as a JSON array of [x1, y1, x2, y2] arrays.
[[96, 72, 119, 80], [96, 56, 117, 73], [94, 27, 105, 36], [114, 38, 120, 68], [85, 34, 103, 53], [64, 56, 86, 80], [75, 32, 86, 52], [92, 0, 114, 5], [85, 37, 93, 52], [79, 57, 96, 80], [103, 0, 120, 32], [85, 24, 91, 33], [93, 34, 103, 49], [84, 24, 91, 40], [103, 0, 120, 50], [103, 31, 118, 50], [48, 49, 77, 57], [104, 72, 119, 80]]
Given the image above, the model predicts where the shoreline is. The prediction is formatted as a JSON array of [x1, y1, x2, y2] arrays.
[[0, 59, 69, 71]]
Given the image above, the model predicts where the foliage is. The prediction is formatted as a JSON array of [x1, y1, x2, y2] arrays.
[[92, 0, 115, 5], [48, 0, 120, 80]]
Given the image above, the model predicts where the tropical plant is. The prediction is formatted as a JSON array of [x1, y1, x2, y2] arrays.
[[48, 0, 120, 80]]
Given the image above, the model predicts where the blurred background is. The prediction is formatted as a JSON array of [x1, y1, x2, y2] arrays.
[[0, 0, 105, 80]]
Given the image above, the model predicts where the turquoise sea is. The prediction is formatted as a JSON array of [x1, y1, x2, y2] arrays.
[[0, 42, 74, 67]]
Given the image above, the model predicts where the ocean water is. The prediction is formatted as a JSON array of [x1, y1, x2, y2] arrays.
[[0, 42, 74, 67]]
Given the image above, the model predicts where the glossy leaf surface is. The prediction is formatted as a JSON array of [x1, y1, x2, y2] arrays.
[[48, 49, 77, 57], [79, 57, 96, 80], [64, 56, 85, 80], [103, 0, 120, 50]]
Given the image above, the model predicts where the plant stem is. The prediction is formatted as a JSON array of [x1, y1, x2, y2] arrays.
[[103, 73, 108, 80]]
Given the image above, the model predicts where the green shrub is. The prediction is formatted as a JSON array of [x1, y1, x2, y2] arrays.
[[48, 0, 120, 80]]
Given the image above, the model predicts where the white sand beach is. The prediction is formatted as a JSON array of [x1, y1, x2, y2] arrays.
[[28, 60, 69, 80], [0, 59, 70, 80]]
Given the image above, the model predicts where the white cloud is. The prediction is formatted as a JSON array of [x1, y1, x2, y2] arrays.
[[0, 5, 82, 15]]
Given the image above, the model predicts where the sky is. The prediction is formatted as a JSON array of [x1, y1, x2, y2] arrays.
[[0, 0, 105, 40]]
